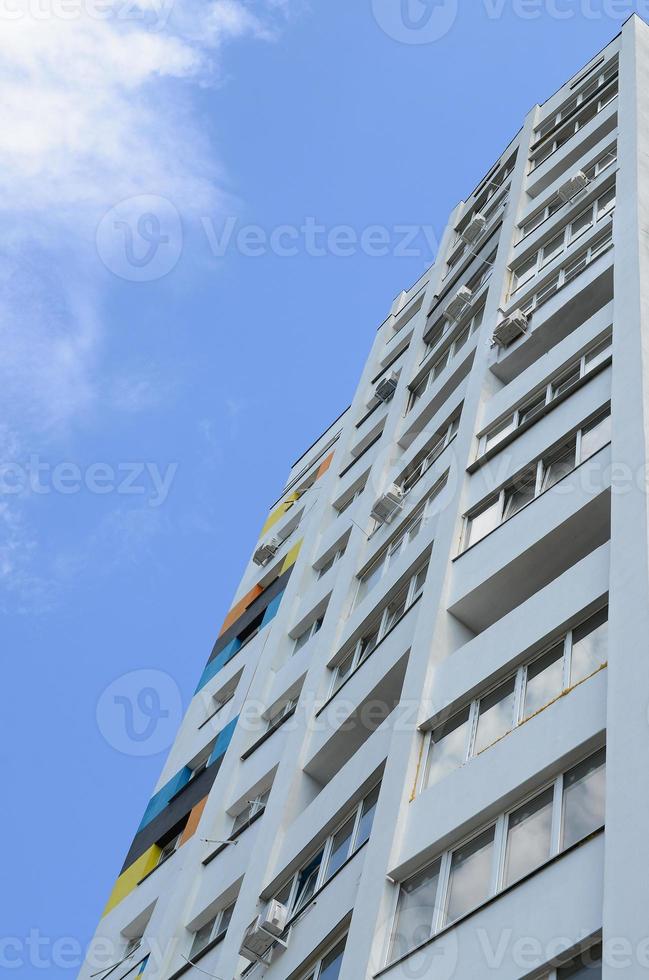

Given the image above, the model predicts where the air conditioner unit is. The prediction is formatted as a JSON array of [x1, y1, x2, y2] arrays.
[[557, 170, 589, 204], [443, 286, 473, 323], [492, 309, 529, 348], [460, 213, 487, 245], [239, 902, 289, 964], [252, 536, 281, 567], [375, 372, 398, 403], [370, 484, 404, 525]]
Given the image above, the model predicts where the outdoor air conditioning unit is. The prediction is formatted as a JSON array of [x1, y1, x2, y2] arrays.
[[492, 309, 529, 348], [370, 484, 404, 525], [252, 536, 281, 567], [375, 372, 399, 403], [460, 213, 487, 245], [239, 901, 289, 964], [557, 170, 589, 204], [443, 286, 473, 323]]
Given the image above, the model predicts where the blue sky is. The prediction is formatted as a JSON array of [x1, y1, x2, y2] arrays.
[[1, 1, 638, 975]]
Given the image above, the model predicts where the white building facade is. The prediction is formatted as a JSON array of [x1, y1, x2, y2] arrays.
[[81, 16, 649, 980]]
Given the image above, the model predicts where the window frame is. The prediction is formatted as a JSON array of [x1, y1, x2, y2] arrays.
[[273, 786, 380, 919], [331, 559, 430, 696], [390, 749, 606, 965], [465, 408, 611, 549], [422, 606, 608, 792], [293, 616, 324, 655], [410, 306, 484, 413], [510, 183, 616, 294], [189, 901, 236, 960]]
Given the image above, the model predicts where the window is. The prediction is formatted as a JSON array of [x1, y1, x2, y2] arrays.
[[503, 787, 554, 887], [409, 307, 483, 414], [520, 226, 613, 317], [336, 484, 365, 517], [511, 184, 615, 294], [265, 698, 297, 732], [400, 419, 459, 494], [189, 902, 235, 959], [231, 790, 270, 835], [423, 608, 607, 788], [303, 937, 347, 980], [157, 830, 183, 866], [318, 546, 345, 579], [553, 945, 603, 978], [354, 499, 433, 609], [530, 61, 618, 169], [562, 749, 606, 849], [466, 411, 611, 547], [390, 750, 605, 963], [294, 617, 323, 654], [478, 335, 611, 456], [331, 560, 429, 694], [273, 786, 380, 916]]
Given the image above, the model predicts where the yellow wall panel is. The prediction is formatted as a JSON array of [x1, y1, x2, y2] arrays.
[[102, 845, 161, 917], [281, 539, 303, 574]]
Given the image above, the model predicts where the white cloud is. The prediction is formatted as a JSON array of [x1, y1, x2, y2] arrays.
[[0, 0, 293, 608]]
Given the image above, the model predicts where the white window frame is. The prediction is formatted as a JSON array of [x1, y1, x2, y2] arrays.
[[299, 936, 348, 980], [389, 750, 606, 965], [293, 616, 324, 655], [478, 334, 612, 455], [189, 901, 236, 959], [530, 64, 618, 170], [422, 606, 608, 791], [400, 420, 460, 495], [411, 307, 484, 412], [511, 183, 616, 294], [466, 408, 611, 548], [264, 697, 298, 732], [518, 225, 613, 317], [331, 560, 429, 695], [317, 547, 345, 579], [231, 789, 270, 835], [273, 786, 380, 917]]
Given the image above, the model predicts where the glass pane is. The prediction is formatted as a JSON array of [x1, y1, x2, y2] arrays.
[[503, 787, 554, 887], [333, 651, 355, 693], [524, 644, 565, 719], [445, 827, 495, 925], [503, 471, 537, 519], [485, 416, 516, 451], [191, 918, 216, 957], [519, 393, 547, 425], [542, 442, 577, 491], [570, 208, 593, 241], [597, 185, 616, 217], [522, 210, 546, 237], [562, 749, 606, 849], [474, 678, 516, 754], [453, 325, 471, 353], [410, 563, 429, 603], [215, 903, 234, 940], [564, 254, 588, 284], [433, 351, 450, 380], [541, 232, 565, 267], [385, 591, 408, 632], [580, 413, 611, 460], [426, 707, 471, 787], [390, 861, 441, 961], [324, 816, 355, 882], [536, 272, 561, 303], [294, 852, 324, 912], [584, 337, 611, 370], [552, 366, 581, 399], [570, 607, 608, 684], [466, 499, 501, 547], [356, 558, 384, 606], [359, 626, 381, 661], [319, 939, 347, 980], [513, 255, 537, 290], [355, 784, 380, 849]]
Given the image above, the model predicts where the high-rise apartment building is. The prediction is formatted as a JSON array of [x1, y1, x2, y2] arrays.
[[81, 15, 649, 980]]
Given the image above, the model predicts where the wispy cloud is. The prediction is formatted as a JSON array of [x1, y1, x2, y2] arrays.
[[0, 0, 294, 609]]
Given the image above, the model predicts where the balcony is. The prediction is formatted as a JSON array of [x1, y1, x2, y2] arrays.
[[449, 445, 611, 633]]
